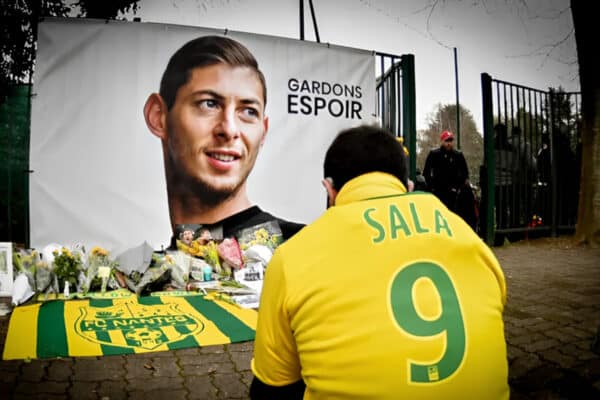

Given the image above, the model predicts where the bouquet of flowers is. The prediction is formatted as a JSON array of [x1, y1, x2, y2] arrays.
[[11, 248, 45, 304], [12, 248, 41, 290], [81, 246, 120, 294], [238, 223, 283, 252], [175, 227, 243, 279], [237, 221, 282, 274], [51, 247, 84, 294], [124, 253, 187, 295]]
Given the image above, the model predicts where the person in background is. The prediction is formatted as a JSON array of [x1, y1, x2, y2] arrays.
[[250, 124, 509, 399], [423, 130, 474, 228], [414, 168, 428, 191], [508, 126, 536, 226], [144, 35, 303, 245], [494, 123, 517, 230]]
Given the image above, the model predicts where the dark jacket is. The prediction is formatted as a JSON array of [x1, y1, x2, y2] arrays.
[[423, 147, 469, 194]]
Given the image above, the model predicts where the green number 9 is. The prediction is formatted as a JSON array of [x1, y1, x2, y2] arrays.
[[390, 261, 465, 383]]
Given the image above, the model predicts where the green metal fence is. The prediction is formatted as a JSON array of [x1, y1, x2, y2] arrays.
[[480, 73, 582, 245], [376, 53, 417, 180], [0, 84, 32, 247]]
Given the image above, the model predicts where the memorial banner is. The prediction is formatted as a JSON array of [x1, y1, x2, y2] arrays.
[[30, 18, 375, 251]]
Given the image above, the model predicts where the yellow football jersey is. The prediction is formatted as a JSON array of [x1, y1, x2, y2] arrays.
[[252, 172, 508, 399]]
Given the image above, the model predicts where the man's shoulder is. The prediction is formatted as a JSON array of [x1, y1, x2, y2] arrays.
[[425, 148, 442, 161], [452, 149, 466, 160]]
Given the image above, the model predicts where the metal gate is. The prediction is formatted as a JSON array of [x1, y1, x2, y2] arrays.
[[480, 73, 582, 245], [376, 53, 417, 179]]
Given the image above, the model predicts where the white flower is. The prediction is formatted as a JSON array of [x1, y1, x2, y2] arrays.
[[41, 243, 63, 267]]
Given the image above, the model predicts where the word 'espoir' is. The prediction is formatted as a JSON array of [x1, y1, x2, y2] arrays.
[[287, 78, 363, 120]]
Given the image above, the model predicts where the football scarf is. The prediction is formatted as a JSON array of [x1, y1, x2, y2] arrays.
[[3, 294, 256, 360]]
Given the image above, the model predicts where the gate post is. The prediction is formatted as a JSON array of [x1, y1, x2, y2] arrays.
[[481, 73, 495, 246], [401, 54, 416, 180], [549, 92, 559, 237]]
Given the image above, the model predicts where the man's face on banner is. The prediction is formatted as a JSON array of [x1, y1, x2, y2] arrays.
[[166, 64, 268, 201]]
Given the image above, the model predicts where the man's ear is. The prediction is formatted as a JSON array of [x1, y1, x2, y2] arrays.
[[260, 116, 269, 146], [144, 93, 168, 140], [322, 177, 338, 207]]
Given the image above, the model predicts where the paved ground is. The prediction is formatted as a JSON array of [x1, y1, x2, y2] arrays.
[[0, 236, 599, 399]]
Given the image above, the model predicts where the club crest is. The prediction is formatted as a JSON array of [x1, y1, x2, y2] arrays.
[[75, 301, 204, 350]]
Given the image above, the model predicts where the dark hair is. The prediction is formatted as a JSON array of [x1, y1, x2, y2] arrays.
[[323, 124, 408, 190], [159, 35, 267, 110]]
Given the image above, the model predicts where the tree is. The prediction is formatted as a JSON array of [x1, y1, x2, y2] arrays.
[[418, 0, 597, 246], [543, 87, 581, 151], [417, 103, 483, 185], [0, 0, 140, 104], [571, 0, 600, 247]]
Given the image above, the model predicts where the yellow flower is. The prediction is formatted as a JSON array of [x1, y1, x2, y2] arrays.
[[255, 228, 269, 241], [91, 246, 108, 257]]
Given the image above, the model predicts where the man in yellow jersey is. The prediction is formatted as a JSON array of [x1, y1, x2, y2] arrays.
[[250, 124, 509, 399]]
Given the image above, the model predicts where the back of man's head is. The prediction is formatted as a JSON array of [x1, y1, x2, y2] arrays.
[[159, 35, 267, 110], [323, 124, 408, 190]]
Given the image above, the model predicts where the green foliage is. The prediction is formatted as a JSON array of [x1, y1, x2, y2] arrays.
[[1, 0, 69, 101], [52, 248, 83, 289], [492, 86, 581, 154], [0, 0, 139, 104], [75, 0, 140, 19], [545, 87, 581, 152]]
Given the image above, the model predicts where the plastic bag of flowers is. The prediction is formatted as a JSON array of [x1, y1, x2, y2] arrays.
[[11, 274, 35, 306], [165, 254, 188, 290], [237, 221, 283, 253], [12, 248, 40, 290], [11, 248, 41, 305], [217, 237, 244, 279], [202, 240, 222, 275], [81, 246, 121, 295], [35, 262, 54, 295], [132, 254, 173, 296], [150, 253, 188, 291]]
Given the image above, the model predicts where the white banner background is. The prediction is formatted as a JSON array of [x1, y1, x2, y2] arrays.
[[30, 18, 375, 251]]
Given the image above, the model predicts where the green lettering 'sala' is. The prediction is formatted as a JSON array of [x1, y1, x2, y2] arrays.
[[434, 210, 452, 237], [364, 207, 385, 243], [390, 205, 411, 238]]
